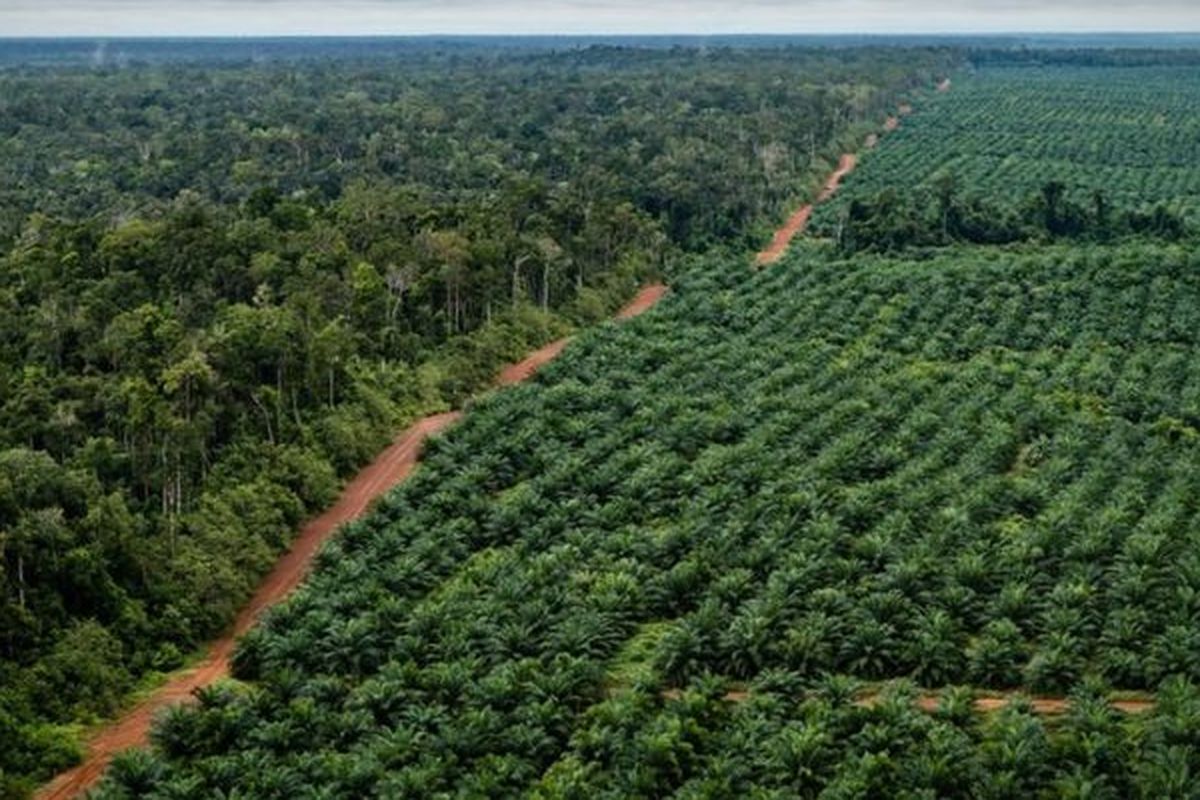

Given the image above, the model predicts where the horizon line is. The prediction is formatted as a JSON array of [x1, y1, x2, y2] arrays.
[[4, 30, 1200, 40]]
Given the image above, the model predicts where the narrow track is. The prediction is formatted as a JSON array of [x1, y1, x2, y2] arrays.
[[498, 285, 669, 385], [34, 411, 461, 800], [36, 284, 669, 800], [660, 688, 1154, 716], [754, 86, 945, 268], [754, 152, 858, 267]]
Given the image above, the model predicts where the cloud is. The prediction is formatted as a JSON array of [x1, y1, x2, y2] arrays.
[[2, 0, 1199, 36]]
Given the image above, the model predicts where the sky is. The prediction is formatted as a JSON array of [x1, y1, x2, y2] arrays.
[[2, 0, 1199, 37]]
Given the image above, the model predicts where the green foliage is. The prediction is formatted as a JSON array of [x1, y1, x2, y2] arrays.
[[835, 181, 1187, 254], [94, 238, 1200, 796], [26, 621, 130, 722], [814, 64, 1200, 235], [17, 41, 1200, 800], [0, 43, 952, 792]]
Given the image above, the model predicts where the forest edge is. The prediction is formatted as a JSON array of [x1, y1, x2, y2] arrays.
[[35, 284, 668, 800]]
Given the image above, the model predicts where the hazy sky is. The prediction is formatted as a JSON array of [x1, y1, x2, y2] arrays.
[[2, 0, 1199, 37]]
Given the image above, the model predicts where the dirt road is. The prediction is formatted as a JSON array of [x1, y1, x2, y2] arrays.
[[498, 285, 670, 385], [35, 412, 460, 800], [755, 152, 858, 266], [753, 86, 948, 268], [497, 339, 571, 386], [875, 693, 1153, 716], [661, 688, 1153, 716], [615, 284, 669, 319], [36, 284, 668, 800]]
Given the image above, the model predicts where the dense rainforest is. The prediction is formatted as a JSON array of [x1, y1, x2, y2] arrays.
[[0, 43, 956, 796]]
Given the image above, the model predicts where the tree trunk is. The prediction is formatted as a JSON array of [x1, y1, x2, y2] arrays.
[[161, 441, 169, 517], [16, 553, 25, 609], [175, 463, 183, 517], [251, 392, 275, 445], [512, 255, 529, 307]]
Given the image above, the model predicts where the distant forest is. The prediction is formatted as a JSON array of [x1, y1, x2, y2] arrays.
[[2, 33, 1200, 69]]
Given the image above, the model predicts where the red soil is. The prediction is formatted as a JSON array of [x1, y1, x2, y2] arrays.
[[970, 696, 1153, 715], [35, 412, 461, 800], [660, 689, 1153, 717], [615, 284, 670, 320], [818, 154, 858, 202], [753, 93, 938, 268], [755, 153, 858, 267], [868, 693, 1153, 716], [498, 284, 669, 385], [37, 284, 668, 800], [496, 339, 571, 386]]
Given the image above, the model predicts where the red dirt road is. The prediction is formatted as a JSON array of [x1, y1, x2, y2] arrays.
[[817, 153, 858, 202], [497, 339, 571, 386], [36, 284, 668, 800], [753, 87, 948, 268], [498, 285, 670, 385], [615, 284, 669, 319], [755, 153, 858, 267], [35, 412, 461, 800]]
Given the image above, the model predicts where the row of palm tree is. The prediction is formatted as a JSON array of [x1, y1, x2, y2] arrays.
[[812, 62, 1200, 235], [96, 239, 1200, 796]]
